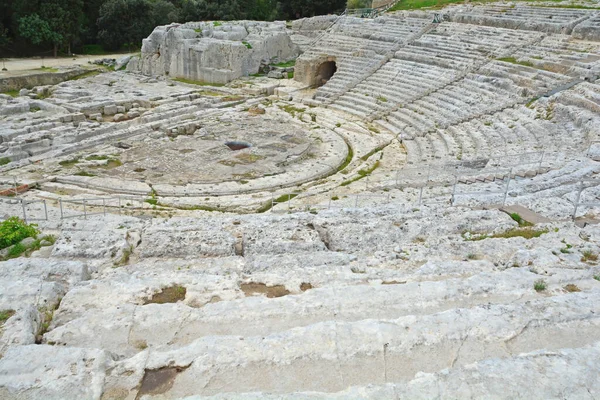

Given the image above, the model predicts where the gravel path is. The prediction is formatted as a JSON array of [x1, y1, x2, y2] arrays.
[[0, 53, 136, 75]]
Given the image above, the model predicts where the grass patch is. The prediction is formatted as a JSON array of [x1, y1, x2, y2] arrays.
[[272, 60, 296, 68], [68, 70, 102, 81], [242, 41, 252, 49], [594, 275, 600, 281], [85, 155, 110, 161], [497, 57, 535, 68], [466, 228, 548, 241], [581, 250, 598, 263], [114, 245, 133, 267], [0, 310, 15, 326], [287, 71, 294, 79], [278, 104, 306, 118], [256, 193, 300, 213], [377, 96, 387, 103], [336, 142, 354, 174], [534, 279, 547, 292], [273, 193, 299, 204], [389, 0, 463, 11], [0, 157, 10, 166], [341, 161, 380, 187], [213, 21, 223, 27], [491, 228, 548, 240], [59, 158, 81, 167], [172, 77, 225, 87], [2, 90, 19, 98], [509, 212, 533, 227], [526, 97, 539, 108], [360, 144, 387, 161]]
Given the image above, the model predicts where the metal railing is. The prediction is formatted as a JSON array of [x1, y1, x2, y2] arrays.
[[572, 178, 600, 220]]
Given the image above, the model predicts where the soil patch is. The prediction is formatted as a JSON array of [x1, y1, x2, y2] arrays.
[[240, 282, 290, 298], [144, 285, 186, 304]]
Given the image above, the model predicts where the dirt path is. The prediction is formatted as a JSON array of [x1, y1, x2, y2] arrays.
[[0, 53, 136, 75]]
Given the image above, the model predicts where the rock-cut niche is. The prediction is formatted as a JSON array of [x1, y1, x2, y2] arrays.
[[316, 61, 337, 87]]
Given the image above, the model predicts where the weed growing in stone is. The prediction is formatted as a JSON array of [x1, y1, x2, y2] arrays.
[[534, 279, 547, 292], [581, 250, 598, 263]]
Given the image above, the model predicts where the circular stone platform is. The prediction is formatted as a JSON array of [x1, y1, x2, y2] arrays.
[[58, 109, 349, 197]]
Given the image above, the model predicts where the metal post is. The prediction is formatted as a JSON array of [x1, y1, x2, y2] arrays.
[[103, 198, 106, 216], [83, 199, 87, 219], [43, 200, 48, 221], [288, 194, 291, 211], [118, 196, 121, 214], [502, 170, 512, 206], [572, 181, 584, 220], [60, 199, 64, 219], [451, 175, 458, 206], [21, 200, 27, 222]]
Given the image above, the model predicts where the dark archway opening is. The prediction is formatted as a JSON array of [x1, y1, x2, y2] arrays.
[[316, 61, 337, 87]]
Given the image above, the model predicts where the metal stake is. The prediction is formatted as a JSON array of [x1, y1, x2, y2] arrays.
[[21, 200, 27, 222]]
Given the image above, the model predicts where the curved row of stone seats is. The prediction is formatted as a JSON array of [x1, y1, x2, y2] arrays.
[[511, 35, 600, 78], [305, 18, 432, 101], [451, 4, 594, 34], [329, 23, 548, 118], [401, 93, 594, 166], [331, 59, 459, 117], [331, 16, 431, 43], [573, 13, 600, 42], [380, 62, 573, 139]]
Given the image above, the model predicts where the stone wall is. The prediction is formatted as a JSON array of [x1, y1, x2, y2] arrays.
[[0, 68, 91, 92], [129, 21, 300, 84]]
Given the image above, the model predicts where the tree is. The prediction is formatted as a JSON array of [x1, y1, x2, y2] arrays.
[[16, 0, 83, 56], [98, 0, 157, 50], [18, 14, 62, 54]]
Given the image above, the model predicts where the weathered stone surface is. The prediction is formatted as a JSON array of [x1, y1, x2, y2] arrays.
[[0, 345, 109, 400], [132, 21, 300, 84]]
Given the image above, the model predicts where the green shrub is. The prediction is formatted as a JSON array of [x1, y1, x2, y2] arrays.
[[0, 217, 39, 250], [6, 243, 27, 259], [0, 157, 10, 166], [534, 279, 547, 292]]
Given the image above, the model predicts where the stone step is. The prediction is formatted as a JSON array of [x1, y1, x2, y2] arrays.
[[43, 267, 598, 358], [96, 291, 600, 397], [181, 342, 600, 399]]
